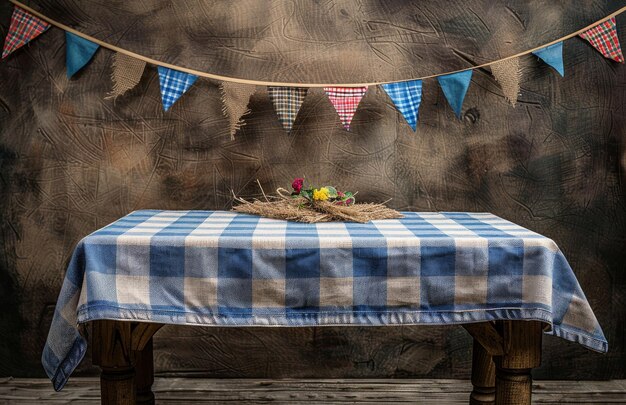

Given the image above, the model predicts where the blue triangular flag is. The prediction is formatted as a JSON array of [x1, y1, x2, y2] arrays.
[[532, 42, 564, 76], [381, 80, 422, 131], [65, 32, 99, 78], [157, 66, 198, 111], [437, 70, 472, 118]]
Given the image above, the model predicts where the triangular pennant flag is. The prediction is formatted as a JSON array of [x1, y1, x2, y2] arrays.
[[2, 7, 50, 59], [532, 42, 564, 76], [107, 52, 146, 98], [220, 82, 257, 139], [268, 87, 308, 133], [437, 71, 472, 118], [490, 58, 521, 106], [381, 80, 422, 130], [579, 17, 624, 63], [66, 32, 99, 78], [324, 86, 368, 130], [157, 66, 198, 111]]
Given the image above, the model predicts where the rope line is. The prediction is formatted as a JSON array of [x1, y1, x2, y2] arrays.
[[8, 0, 626, 87]]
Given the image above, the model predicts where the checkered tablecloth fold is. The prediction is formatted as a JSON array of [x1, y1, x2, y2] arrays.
[[43, 210, 607, 391]]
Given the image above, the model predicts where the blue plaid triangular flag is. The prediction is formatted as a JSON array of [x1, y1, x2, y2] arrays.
[[437, 70, 473, 118], [381, 80, 422, 131], [66, 32, 99, 78], [157, 66, 198, 111], [532, 42, 564, 76]]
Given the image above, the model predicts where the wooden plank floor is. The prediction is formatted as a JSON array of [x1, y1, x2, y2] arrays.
[[1, 378, 625, 404]]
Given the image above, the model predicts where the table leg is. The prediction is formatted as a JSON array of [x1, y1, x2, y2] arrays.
[[494, 321, 542, 405], [134, 338, 155, 405], [470, 339, 496, 405], [92, 320, 136, 405]]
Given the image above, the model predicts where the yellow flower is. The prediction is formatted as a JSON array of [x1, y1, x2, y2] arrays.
[[313, 187, 330, 201]]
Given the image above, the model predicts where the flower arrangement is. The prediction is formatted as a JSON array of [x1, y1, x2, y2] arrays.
[[290, 178, 356, 206], [232, 178, 402, 223]]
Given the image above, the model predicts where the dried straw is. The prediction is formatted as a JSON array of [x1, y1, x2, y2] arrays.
[[232, 185, 402, 223]]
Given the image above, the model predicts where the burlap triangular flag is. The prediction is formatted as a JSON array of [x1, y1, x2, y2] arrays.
[[2, 6, 50, 59], [268, 87, 308, 132], [579, 17, 624, 63], [220, 82, 257, 139], [107, 52, 146, 98], [490, 58, 521, 106]]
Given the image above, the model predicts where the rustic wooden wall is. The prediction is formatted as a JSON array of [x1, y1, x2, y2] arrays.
[[0, 1, 625, 380]]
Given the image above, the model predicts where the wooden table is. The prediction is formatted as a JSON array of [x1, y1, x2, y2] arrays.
[[92, 319, 543, 405], [42, 211, 602, 404]]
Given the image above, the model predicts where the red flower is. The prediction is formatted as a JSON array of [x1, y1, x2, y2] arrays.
[[292, 178, 304, 193]]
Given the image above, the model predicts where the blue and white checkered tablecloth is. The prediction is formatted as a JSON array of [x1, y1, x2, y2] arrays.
[[43, 210, 607, 390]]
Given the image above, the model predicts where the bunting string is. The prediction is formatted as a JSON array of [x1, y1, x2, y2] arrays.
[[3, 0, 626, 133], [6, 0, 626, 87]]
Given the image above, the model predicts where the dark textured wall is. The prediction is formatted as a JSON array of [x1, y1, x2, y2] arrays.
[[1, 1, 625, 380]]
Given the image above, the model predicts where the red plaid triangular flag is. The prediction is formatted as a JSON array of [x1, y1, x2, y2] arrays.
[[579, 17, 624, 63], [324, 87, 368, 130], [2, 6, 50, 59]]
